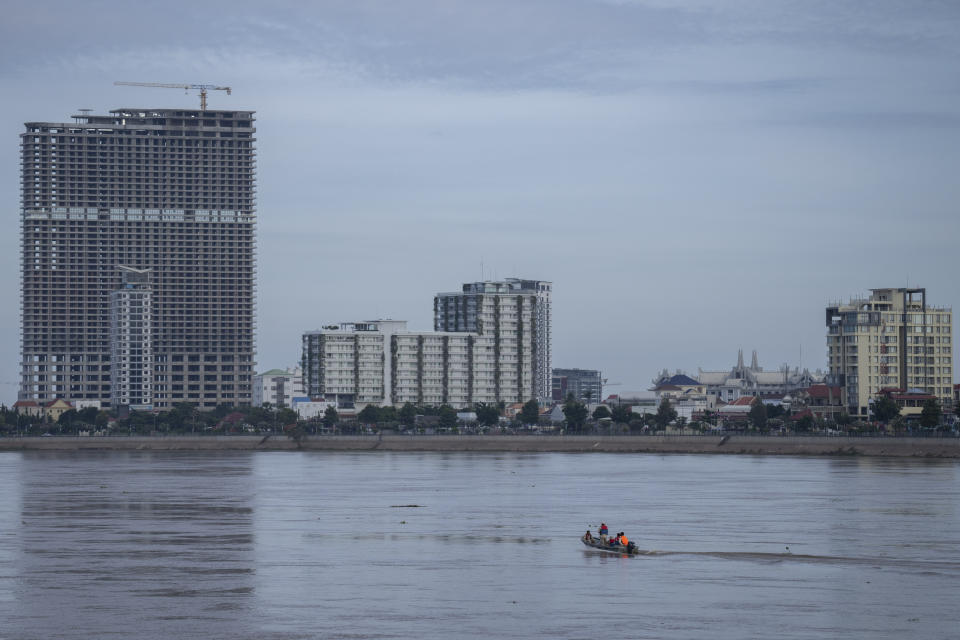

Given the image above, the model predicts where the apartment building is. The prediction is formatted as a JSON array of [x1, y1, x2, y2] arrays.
[[109, 266, 153, 409], [252, 367, 305, 409], [301, 320, 497, 410], [19, 107, 256, 409], [434, 278, 552, 403], [826, 288, 953, 417]]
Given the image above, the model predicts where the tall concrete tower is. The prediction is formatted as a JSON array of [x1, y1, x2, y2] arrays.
[[19, 107, 256, 409]]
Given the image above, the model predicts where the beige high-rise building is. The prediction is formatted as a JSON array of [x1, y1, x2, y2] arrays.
[[434, 279, 552, 403], [826, 288, 953, 418]]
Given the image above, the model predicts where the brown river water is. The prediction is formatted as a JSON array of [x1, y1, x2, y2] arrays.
[[0, 451, 957, 639]]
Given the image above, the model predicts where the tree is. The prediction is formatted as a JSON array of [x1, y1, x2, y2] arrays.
[[766, 404, 786, 420], [871, 396, 900, 423], [519, 399, 540, 426], [438, 404, 458, 430], [795, 414, 814, 433], [920, 398, 942, 429], [748, 401, 768, 431], [358, 405, 380, 424], [211, 403, 234, 420], [562, 399, 589, 431], [57, 409, 78, 429], [277, 408, 298, 426], [475, 403, 500, 427], [611, 404, 632, 424], [322, 406, 339, 430], [286, 423, 306, 448], [592, 405, 611, 421], [835, 412, 853, 426], [399, 402, 417, 427], [654, 399, 677, 429]]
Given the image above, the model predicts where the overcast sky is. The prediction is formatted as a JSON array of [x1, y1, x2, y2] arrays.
[[2, 0, 959, 402]]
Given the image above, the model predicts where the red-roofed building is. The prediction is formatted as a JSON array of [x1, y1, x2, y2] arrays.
[[717, 395, 757, 422], [43, 399, 74, 422], [798, 385, 845, 420], [12, 400, 42, 418], [876, 388, 937, 418]]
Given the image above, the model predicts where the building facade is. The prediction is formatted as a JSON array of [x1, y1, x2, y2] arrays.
[[19, 107, 256, 409], [109, 266, 153, 409], [690, 350, 824, 403], [434, 278, 552, 403], [252, 367, 305, 409], [826, 288, 953, 417], [552, 368, 602, 403], [302, 320, 499, 410]]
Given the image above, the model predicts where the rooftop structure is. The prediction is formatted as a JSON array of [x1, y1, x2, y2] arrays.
[[660, 350, 825, 403]]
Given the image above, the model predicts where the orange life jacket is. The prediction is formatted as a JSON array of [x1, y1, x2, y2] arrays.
[[621, 535, 629, 545]]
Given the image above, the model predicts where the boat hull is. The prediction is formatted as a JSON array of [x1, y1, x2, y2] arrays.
[[581, 536, 639, 555]]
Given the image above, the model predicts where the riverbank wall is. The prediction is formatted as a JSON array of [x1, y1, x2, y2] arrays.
[[1, 435, 958, 457]]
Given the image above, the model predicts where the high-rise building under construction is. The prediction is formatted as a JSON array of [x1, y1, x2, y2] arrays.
[[19, 107, 256, 409]]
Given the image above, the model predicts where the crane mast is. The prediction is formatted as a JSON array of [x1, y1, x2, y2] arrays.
[[114, 81, 232, 110]]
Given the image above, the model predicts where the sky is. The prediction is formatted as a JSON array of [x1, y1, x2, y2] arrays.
[[1, 0, 959, 403]]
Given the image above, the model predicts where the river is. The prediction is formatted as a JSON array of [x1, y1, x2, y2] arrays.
[[0, 451, 957, 639]]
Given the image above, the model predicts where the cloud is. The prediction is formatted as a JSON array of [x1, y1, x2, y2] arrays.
[[1, 0, 959, 399]]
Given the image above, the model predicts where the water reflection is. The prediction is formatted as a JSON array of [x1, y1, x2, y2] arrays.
[[4, 452, 256, 639], [0, 451, 957, 639]]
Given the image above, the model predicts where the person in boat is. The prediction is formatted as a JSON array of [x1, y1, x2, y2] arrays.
[[598, 523, 608, 542], [584, 530, 594, 542], [620, 533, 629, 547]]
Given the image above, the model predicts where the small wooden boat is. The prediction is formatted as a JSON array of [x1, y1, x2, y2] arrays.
[[581, 535, 640, 555]]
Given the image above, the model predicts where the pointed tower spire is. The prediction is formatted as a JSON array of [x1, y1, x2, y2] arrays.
[[751, 350, 759, 371], [737, 348, 744, 370]]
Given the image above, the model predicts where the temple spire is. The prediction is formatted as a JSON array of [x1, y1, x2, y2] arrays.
[[751, 350, 759, 371]]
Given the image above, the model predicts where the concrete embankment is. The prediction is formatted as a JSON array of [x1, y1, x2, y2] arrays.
[[1, 435, 958, 457]]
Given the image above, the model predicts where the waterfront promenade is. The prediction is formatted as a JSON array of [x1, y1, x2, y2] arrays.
[[1, 434, 958, 457]]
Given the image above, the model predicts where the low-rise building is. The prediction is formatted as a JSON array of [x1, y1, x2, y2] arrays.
[[650, 374, 713, 421], [876, 387, 937, 420], [253, 367, 304, 408], [797, 384, 845, 420], [291, 397, 335, 420], [12, 400, 42, 418], [688, 350, 824, 404], [552, 368, 602, 403], [43, 399, 74, 422], [717, 396, 757, 423]]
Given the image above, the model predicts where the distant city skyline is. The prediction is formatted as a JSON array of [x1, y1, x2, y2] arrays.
[[2, 1, 959, 405]]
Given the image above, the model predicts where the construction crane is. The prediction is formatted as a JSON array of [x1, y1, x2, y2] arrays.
[[114, 81, 232, 111]]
